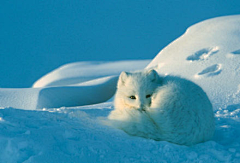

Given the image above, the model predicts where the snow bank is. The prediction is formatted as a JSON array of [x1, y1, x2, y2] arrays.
[[36, 76, 118, 109], [0, 88, 40, 109], [0, 77, 118, 110], [147, 15, 240, 109], [33, 60, 150, 87], [0, 60, 149, 109]]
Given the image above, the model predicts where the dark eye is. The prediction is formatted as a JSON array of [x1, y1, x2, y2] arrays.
[[146, 94, 151, 98], [129, 96, 136, 99]]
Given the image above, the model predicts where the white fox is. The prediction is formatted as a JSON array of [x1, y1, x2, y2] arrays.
[[108, 69, 215, 145]]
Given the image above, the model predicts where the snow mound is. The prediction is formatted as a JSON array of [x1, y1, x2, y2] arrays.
[[0, 60, 149, 109], [147, 15, 240, 110], [0, 77, 118, 110], [33, 60, 150, 87], [36, 76, 118, 109]]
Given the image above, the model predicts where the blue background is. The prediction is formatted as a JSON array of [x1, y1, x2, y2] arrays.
[[1, 0, 240, 88]]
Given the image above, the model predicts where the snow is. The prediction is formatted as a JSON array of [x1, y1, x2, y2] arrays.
[[1, 15, 240, 162], [147, 15, 240, 110], [0, 60, 150, 110], [0, 105, 237, 163], [33, 60, 151, 88]]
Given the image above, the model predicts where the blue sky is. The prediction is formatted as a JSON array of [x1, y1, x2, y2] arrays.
[[1, 0, 240, 88]]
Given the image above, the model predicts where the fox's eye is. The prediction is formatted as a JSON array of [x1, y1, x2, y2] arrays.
[[129, 96, 136, 99], [146, 94, 151, 98]]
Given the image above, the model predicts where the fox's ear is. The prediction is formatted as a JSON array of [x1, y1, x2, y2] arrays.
[[118, 71, 129, 87], [147, 69, 158, 82]]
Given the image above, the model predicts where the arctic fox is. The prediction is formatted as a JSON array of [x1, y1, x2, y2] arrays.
[[108, 69, 215, 145]]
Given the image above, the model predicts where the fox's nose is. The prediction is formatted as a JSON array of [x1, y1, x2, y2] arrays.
[[137, 103, 144, 109], [138, 104, 146, 112]]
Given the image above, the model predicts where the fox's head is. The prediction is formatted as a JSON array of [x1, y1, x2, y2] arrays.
[[115, 69, 160, 111]]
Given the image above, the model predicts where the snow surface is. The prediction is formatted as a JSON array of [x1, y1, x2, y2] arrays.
[[1, 15, 240, 162]]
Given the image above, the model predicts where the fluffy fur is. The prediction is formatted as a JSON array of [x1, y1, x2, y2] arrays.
[[108, 70, 215, 146]]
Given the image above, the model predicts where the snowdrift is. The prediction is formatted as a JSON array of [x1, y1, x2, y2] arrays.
[[1, 15, 240, 162], [33, 60, 150, 88], [147, 15, 240, 109], [0, 60, 150, 109]]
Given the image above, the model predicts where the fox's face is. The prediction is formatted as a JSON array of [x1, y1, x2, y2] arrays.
[[115, 70, 159, 111]]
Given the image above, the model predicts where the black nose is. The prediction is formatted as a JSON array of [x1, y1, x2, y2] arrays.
[[138, 108, 146, 112]]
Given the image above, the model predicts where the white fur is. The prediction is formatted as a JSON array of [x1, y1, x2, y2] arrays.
[[108, 70, 215, 145]]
